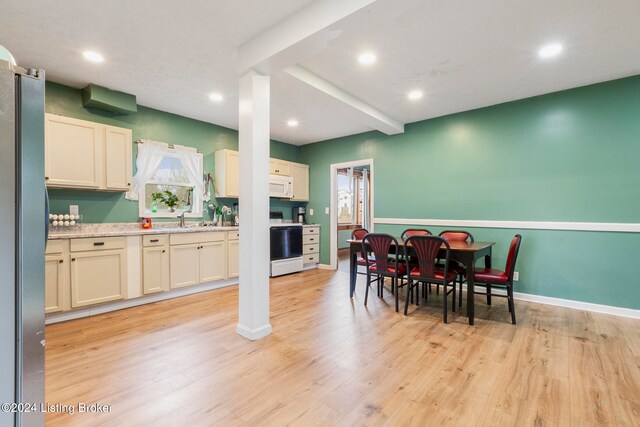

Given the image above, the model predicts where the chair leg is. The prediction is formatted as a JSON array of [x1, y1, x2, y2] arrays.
[[452, 280, 456, 313], [443, 282, 448, 323], [508, 285, 516, 324], [487, 284, 492, 305], [404, 280, 413, 315], [436, 284, 440, 295], [395, 277, 400, 312], [364, 273, 371, 305], [458, 276, 463, 307]]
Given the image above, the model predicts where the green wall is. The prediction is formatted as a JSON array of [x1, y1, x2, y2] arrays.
[[45, 82, 304, 222], [300, 75, 640, 309]]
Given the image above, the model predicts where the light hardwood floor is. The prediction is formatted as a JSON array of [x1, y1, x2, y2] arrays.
[[45, 268, 640, 426]]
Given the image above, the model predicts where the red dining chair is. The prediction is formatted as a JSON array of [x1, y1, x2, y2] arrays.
[[439, 230, 474, 307], [401, 228, 432, 239], [352, 228, 377, 289], [473, 234, 522, 324], [362, 233, 407, 312], [403, 235, 458, 323]]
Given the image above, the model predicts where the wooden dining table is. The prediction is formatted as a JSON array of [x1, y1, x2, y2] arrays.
[[347, 238, 495, 325]]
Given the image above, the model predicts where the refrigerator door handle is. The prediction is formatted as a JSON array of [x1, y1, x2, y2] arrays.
[[44, 185, 49, 245]]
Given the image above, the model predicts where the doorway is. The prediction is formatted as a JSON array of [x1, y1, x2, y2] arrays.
[[329, 159, 374, 270]]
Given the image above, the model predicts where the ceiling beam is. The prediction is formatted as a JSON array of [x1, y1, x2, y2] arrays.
[[284, 65, 404, 135], [237, 0, 377, 75]]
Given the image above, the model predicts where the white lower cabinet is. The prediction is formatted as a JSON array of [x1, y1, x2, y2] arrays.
[[143, 246, 169, 294], [45, 254, 67, 313], [227, 231, 240, 278], [70, 249, 127, 308], [170, 232, 228, 289], [170, 244, 201, 289]]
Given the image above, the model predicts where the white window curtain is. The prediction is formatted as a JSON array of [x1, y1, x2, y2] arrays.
[[173, 145, 208, 202], [362, 169, 370, 230], [125, 140, 169, 201]]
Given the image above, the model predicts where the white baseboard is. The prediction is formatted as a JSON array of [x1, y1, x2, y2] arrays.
[[513, 291, 640, 319], [46, 278, 239, 324], [458, 284, 640, 319], [236, 323, 273, 340], [317, 263, 333, 270]]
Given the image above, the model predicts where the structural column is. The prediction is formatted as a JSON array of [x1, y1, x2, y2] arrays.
[[236, 71, 272, 340]]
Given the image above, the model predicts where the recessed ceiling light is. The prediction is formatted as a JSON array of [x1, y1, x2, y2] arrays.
[[538, 43, 563, 59], [209, 93, 224, 102], [82, 51, 104, 63], [287, 119, 299, 127], [358, 52, 377, 65], [408, 90, 423, 100]]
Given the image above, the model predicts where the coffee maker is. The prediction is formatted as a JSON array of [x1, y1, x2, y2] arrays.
[[292, 206, 306, 224]]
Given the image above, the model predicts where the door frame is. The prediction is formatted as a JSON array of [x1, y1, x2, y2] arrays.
[[329, 159, 374, 270]]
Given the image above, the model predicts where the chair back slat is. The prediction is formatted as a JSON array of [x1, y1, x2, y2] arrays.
[[352, 228, 368, 240], [363, 233, 397, 272], [405, 235, 449, 280], [505, 234, 522, 278], [439, 230, 474, 243]]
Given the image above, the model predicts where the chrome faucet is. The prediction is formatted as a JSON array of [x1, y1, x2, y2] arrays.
[[177, 211, 187, 228]]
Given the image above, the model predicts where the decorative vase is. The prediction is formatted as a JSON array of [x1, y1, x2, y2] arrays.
[[151, 200, 157, 213], [216, 215, 223, 227]]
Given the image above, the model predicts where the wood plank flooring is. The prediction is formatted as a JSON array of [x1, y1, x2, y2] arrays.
[[45, 268, 640, 426]]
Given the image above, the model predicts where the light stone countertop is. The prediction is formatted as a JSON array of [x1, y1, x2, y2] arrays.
[[48, 222, 239, 240]]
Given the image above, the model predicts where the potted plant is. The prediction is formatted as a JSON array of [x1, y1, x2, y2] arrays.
[[151, 190, 180, 212]]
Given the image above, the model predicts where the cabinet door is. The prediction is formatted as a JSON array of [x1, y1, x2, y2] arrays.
[[104, 126, 133, 191], [45, 255, 66, 313], [199, 241, 227, 283], [270, 159, 291, 176], [228, 239, 239, 278], [70, 249, 126, 308], [225, 151, 240, 197], [143, 246, 169, 294], [170, 244, 200, 288], [290, 163, 309, 201], [45, 114, 103, 189]]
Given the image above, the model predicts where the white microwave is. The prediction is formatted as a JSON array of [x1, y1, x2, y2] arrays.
[[269, 174, 293, 198]]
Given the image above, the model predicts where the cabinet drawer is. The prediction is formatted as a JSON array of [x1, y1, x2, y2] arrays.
[[170, 232, 225, 246], [227, 231, 239, 241], [70, 237, 126, 252], [143, 235, 168, 247], [303, 244, 318, 255], [46, 239, 65, 254], [303, 234, 319, 245], [303, 227, 319, 236], [303, 253, 319, 264]]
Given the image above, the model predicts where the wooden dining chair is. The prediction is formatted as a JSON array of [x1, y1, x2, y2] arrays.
[[473, 234, 522, 324], [362, 233, 407, 312], [401, 228, 432, 240], [438, 230, 474, 307], [403, 235, 458, 323], [352, 228, 372, 281]]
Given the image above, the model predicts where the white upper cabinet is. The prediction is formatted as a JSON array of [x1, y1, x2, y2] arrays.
[[290, 162, 309, 201], [214, 149, 239, 198], [45, 114, 103, 189], [45, 113, 132, 191], [270, 159, 291, 176], [214, 149, 309, 200]]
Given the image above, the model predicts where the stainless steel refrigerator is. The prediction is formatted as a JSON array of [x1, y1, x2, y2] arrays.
[[0, 59, 46, 426]]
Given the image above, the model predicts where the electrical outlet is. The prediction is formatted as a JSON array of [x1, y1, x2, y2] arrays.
[[309, 208, 314, 216], [513, 271, 519, 281], [325, 207, 330, 214]]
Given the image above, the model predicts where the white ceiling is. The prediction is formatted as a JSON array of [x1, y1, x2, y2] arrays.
[[2, 0, 640, 145]]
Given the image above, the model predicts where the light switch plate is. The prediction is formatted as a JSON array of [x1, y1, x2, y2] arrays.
[[325, 207, 330, 214], [513, 271, 519, 281], [69, 205, 79, 216], [309, 208, 314, 216]]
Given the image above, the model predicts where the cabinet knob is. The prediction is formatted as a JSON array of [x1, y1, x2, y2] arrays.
[[162, 250, 166, 253], [71, 258, 76, 261], [58, 260, 63, 264], [45, 177, 49, 180]]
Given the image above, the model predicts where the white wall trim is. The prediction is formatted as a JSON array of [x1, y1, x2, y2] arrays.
[[317, 263, 333, 270], [45, 279, 239, 324], [374, 217, 640, 233], [513, 291, 640, 319], [461, 284, 639, 320], [330, 159, 374, 270]]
